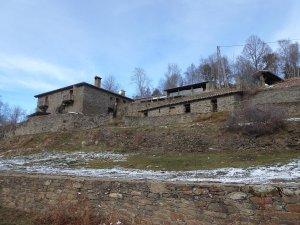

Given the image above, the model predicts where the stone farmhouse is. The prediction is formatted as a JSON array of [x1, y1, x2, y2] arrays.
[[4, 70, 300, 136], [32, 76, 133, 117]]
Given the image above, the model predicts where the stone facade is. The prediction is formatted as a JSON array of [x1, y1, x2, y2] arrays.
[[0, 172, 299, 225], [35, 82, 132, 116], [142, 93, 242, 117]]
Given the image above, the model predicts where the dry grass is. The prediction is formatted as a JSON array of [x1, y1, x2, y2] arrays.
[[226, 104, 287, 136], [34, 196, 125, 225]]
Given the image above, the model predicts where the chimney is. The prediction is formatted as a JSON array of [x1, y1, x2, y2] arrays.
[[94, 76, 102, 88], [119, 90, 126, 96]]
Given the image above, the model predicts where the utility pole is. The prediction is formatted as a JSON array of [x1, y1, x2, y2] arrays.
[[217, 46, 227, 87]]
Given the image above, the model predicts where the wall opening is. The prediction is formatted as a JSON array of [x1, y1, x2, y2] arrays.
[[184, 103, 191, 113], [143, 111, 148, 117], [211, 99, 218, 112]]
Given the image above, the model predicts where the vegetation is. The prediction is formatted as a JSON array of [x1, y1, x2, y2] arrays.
[[82, 150, 300, 171], [127, 35, 299, 98], [226, 104, 287, 136]]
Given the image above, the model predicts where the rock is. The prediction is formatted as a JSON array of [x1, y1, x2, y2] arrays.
[[227, 192, 247, 200], [251, 185, 277, 196], [109, 193, 123, 198], [150, 182, 167, 194]]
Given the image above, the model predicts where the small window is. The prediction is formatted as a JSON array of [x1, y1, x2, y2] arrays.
[[116, 98, 120, 103], [69, 89, 73, 95], [123, 100, 126, 103], [108, 107, 114, 113], [158, 109, 161, 113], [184, 103, 191, 113], [143, 111, 148, 117], [211, 99, 218, 112], [110, 97, 114, 101]]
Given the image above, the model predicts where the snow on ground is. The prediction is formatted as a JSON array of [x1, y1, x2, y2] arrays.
[[0, 151, 299, 184]]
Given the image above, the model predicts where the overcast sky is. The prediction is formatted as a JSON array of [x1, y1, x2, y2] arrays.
[[0, 0, 299, 112]]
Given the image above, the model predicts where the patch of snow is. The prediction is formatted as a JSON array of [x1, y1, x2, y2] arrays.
[[0, 152, 299, 184], [286, 117, 300, 122]]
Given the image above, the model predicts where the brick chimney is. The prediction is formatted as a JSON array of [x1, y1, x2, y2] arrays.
[[94, 76, 102, 88]]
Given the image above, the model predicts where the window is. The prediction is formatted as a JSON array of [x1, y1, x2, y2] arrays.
[[158, 109, 161, 113], [69, 89, 73, 95], [211, 99, 218, 112], [123, 100, 126, 103], [184, 103, 191, 113], [108, 107, 114, 113], [143, 111, 148, 117]]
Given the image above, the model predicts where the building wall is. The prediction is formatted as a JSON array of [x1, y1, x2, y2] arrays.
[[145, 94, 241, 118], [37, 86, 85, 114], [168, 87, 205, 97], [0, 173, 299, 225], [82, 86, 129, 116]]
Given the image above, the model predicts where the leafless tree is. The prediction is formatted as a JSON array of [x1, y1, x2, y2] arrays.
[[9, 106, 26, 125], [0, 97, 26, 126], [151, 88, 162, 97], [240, 35, 272, 71], [263, 52, 279, 74], [102, 75, 120, 93], [131, 67, 152, 98], [184, 64, 201, 85], [278, 39, 300, 78], [161, 63, 183, 90], [198, 54, 232, 87]]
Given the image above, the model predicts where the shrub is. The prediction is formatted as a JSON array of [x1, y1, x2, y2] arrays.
[[34, 195, 125, 225], [226, 104, 287, 136]]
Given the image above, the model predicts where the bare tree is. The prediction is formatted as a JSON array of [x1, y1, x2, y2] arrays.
[[0, 97, 26, 126], [151, 88, 162, 97], [240, 35, 272, 71], [102, 75, 120, 93], [184, 64, 201, 85], [263, 52, 279, 74], [198, 54, 232, 87], [131, 67, 151, 98], [278, 39, 300, 78], [161, 63, 183, 90], [9, 106, 26, 125]]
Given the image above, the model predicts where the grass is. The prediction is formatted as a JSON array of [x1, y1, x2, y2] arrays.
[[83, 150, 300, 171], [0, 206, 33, 225]]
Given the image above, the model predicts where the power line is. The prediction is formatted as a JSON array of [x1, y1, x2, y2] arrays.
[[218, 38, 300, 48]]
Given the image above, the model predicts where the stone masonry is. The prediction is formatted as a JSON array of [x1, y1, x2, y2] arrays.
[[0, 172, 299, 225]]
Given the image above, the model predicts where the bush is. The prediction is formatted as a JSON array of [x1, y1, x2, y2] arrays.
[[226, 104, 287, 136], [34, 196, 125, 225]]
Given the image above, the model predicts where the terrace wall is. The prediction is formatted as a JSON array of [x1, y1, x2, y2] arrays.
[[6, 113, 112, 137], [0, 173, 299, 225]]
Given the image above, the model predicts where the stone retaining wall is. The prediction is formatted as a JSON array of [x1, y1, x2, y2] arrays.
[[0, 173, 299, 225], [123, 113, 200, 126], [7, 113, 112, 137]]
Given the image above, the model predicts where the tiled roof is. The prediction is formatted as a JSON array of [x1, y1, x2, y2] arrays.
[[34, 82, 133, 101]]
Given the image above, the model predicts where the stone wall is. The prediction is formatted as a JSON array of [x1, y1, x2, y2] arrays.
[[123, 113, 200, 126], [37, 85, 85, 114], [8, 113, 112, 136], [244, 85, 300, 116], [82, 86, 130, 116], [144, 94, 241, 118], [0, 172, 299, 225]]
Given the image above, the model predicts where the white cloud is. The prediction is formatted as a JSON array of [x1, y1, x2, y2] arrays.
[[0, 54, 88, 93]]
